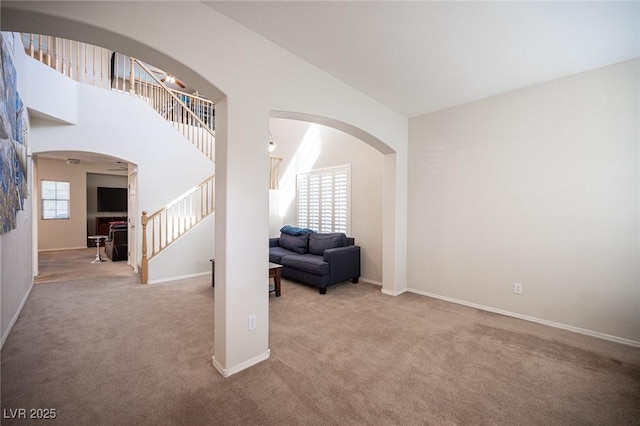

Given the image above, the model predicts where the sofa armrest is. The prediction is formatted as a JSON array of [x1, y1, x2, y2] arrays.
[[323, 244, 359, 261], [324, 245, 361, 283], [269, 238, 280, 248]]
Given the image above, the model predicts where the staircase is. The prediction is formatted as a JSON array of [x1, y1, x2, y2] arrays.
[[140, 176, 215, 284], [21, 33, 216, 283]]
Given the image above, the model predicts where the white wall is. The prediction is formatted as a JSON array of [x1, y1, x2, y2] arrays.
[[0, 208, 33, 347], [408, 59, 640, 343], [148, 214, 215, 284], [270, 118, 384, 284], [1, 33, 34, 347]]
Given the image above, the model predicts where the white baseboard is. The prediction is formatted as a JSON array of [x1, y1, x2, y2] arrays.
[[381, 287, 408, 296], [211, 349, 271, 377], [359, 277, 382, 286], [148, 271, 209, 285], [407, 288, 640, 348], [38, 246, 88, 252], [1, 280, 34, 349]]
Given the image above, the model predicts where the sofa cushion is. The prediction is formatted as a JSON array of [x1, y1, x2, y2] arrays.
[[269, 246, 296, 263], [280, 254, 329, 276], [279, 233, 309, 254], [308, 233, 347, 255]]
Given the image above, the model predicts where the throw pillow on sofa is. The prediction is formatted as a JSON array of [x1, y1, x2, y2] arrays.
[[279, 232, 310, 254], [280, 225, 316, 236], [308, 232, 347, 255]]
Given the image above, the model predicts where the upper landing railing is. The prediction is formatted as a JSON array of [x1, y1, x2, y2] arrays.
[[21, 33, 216, 161]]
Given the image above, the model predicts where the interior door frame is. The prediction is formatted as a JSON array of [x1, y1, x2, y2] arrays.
[[128, 168, 138, 272]]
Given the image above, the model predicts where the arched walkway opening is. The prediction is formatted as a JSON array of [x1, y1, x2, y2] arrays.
[[2, 1, 408, 378], [268, 112, 397, 289]]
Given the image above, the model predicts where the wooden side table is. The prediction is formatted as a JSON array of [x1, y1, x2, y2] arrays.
[[211, 260, 282, 297], [269, 262, 283, 297]]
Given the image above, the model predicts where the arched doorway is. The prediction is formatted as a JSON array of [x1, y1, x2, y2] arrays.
[[268, 114, 391, 286], [2, 1, 408, 377]]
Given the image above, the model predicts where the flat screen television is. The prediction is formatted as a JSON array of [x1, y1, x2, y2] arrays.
[[97, 187, 127, 212]]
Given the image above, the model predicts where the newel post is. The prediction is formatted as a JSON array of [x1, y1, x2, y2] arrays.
[[141, 211, 148, 284], [129, 57, 135, 95]]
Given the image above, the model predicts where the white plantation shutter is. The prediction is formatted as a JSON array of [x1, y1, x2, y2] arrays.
[[297, 165, 350, 234], [308, 174, 320, 230], [297, 177, 309, 228], [334, 169, 348, 232], [320, 173, 332, 232]]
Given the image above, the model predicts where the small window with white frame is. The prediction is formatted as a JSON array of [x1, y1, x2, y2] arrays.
[[41, 180, 70, 219], [297, 164, 350, 234]]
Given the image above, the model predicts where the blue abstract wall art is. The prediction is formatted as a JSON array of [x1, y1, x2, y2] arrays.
[[0, 33, 27, 234]]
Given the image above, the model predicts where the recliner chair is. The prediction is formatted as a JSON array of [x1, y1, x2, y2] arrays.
[[105, 223, 128, 261]]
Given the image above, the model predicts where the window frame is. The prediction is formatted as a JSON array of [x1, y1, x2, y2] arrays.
[[41, 180, 71, 220], [296, 164, 351, 234]]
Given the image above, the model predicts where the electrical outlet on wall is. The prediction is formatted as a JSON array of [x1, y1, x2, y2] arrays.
[[513, 283, 523, 295]]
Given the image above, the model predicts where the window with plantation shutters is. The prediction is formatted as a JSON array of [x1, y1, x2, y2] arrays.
[[296, 165, 350, 234]]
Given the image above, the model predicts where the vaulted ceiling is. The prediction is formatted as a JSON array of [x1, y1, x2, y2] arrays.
[[205, 1, 640, 117]]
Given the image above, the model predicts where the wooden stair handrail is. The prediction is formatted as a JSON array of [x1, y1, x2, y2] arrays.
[[141, 211, 149, 284], [146, 175, 215, 220], [130, 58, 215, 138]]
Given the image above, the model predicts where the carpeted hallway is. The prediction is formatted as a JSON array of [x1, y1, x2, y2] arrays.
[[1, 248, 639, 425]]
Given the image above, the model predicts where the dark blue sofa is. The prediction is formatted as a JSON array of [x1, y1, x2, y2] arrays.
[[269, 231, 360, 294]]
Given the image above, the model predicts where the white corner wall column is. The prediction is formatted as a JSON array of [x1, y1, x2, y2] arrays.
[[382, 151, 409, 296], [212, 97, 271, 376]]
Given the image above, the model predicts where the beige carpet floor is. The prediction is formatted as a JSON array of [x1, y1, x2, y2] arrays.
[[1, 248, 639, 425]]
